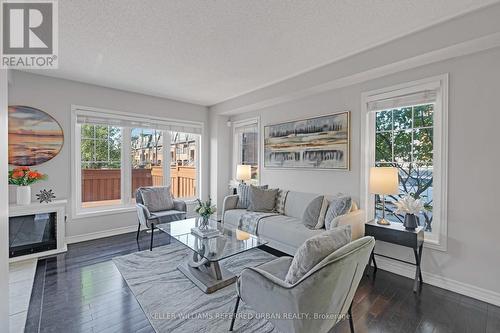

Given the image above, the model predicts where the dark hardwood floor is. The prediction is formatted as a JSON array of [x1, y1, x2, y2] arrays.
[[25, 230, 500, 333]]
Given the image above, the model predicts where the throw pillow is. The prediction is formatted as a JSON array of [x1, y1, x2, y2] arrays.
[[247, 185, 279, 212], [140, 186, 174, 212], [324, 194, 352, 230], [285, 225, 352, 284], [313, 197, 330, 229], [236, 183, 268, 209], [275, 189, 289, 214], [302, 196, 324, 229]]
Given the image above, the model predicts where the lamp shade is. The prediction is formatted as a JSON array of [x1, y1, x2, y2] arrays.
[[236, 164, 251, 181], [369, 167, 399, 195]]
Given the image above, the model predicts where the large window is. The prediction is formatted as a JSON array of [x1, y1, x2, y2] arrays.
[[362, 75, 448, 249], [374, 105, 434, 231], [233, 118, 259, 184], [81, 124, 122, 207], [72, 107, 202, 217]]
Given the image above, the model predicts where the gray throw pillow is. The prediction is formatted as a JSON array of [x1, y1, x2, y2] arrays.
[[140, 186, 174, 212], [236, 184, 268, 209], [275, 189, 289, 214], [324, 194, 352, 230], [247, 185, 279, 212], [285, 225, 352, 285], [302, 196, 324, 229]]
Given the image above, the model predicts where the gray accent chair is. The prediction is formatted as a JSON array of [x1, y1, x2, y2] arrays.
[[135, 186, 187, 251], [229, 236, 375, 333]]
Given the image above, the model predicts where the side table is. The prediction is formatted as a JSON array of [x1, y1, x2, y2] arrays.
[[365, 220, 424, 293]]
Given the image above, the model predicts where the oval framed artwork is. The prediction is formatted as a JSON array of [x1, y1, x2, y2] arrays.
[[8, 105, 64, 166]]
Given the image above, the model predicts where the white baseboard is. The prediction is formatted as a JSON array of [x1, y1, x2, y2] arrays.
[[66, 225, 138, 244], [374, 256, 500, 307]]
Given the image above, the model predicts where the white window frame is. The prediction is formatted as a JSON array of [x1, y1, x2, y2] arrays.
[[71, 105, 203, 219], [360, 74, 448, 251], [232, 117, 260, 184]]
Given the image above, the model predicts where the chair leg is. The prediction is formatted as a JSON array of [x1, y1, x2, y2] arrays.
[[348, 303, 355, 333], [229, 296, 240, 331], [150, 223, 155, 251], [136, 223, 141, 242]]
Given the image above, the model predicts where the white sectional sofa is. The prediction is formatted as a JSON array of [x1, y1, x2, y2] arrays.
[[222, 190, 365, 255]]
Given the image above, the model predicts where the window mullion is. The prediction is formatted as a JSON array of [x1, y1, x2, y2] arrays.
[[122, 127, 131, 205]]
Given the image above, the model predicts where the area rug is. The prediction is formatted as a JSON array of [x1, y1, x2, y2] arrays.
[[113, 239, 278, 332]]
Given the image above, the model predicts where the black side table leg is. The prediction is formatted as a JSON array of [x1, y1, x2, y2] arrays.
[[371, 250, 378, 273], [366, 249, 377, 278], [413, 246, 423, 293]]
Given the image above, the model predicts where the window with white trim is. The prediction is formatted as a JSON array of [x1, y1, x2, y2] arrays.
[[362, 75, 448, 249], [72, 107, 202, 217], [232, 118, 259, 184]]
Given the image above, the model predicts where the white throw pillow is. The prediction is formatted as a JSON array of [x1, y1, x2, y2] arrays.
[[313, 197, 330, 229]]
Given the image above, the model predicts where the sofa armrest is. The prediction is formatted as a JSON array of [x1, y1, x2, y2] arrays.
[[335, 209, 365, 240], [222, 195, 239, 222], [173, 199, 187, 212]]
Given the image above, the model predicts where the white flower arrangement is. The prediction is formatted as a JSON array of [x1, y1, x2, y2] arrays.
[[394, 195, 424, 215], [195, 198, 216, 219]]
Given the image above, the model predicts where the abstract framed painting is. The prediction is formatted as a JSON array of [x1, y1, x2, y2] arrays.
[[8, 105, 64, 166], [264, 111, 350, 170]]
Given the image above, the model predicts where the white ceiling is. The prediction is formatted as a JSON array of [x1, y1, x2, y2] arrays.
[[28, 0, 498, 106]]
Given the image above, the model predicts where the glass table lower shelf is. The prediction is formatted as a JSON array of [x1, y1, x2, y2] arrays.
[[156, 217, 268, 293]]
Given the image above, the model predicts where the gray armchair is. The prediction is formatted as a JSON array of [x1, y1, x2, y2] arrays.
[[135, 186, 187, 250], [230, 236, 375, 333]]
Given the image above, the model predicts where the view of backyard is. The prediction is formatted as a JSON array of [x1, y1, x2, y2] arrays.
[[81, 125, 197, 207]]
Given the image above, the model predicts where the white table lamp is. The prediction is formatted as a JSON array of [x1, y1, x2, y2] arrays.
[[236, 165, 251, 183], [369, 167, 399, 225]]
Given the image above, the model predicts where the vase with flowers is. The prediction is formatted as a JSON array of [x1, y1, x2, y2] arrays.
[[9, 167, 47, 205], [194, 198, 216, 230], [394, 194, 424, 230]]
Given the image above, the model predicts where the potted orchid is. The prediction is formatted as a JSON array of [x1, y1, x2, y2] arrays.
[[9, 166, 47, 205], [195, 198, 216, 229], [394, 195, 424, 230]]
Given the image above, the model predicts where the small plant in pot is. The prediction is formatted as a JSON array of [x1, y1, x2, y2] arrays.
[[395, 195, 424, 230], [9, 167, 47, 205], [195, 198, 216, 229]]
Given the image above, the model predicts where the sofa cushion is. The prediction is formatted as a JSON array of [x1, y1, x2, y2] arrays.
[[285, 225, 352, 284], [301, 196, 324, 229], [257, 215, 325, 249], [275, 189, 289, 214], [140, 186, 174, 212], [236, 184, 268, 209], [248, 186, 279, 212], [325, 194, 352, 229], [284, 191, 321, 219]]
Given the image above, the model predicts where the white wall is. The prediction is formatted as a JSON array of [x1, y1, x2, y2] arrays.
[[0, 70, 10, 332], [8, 71, 209, 239], [226, 47, 500, 302]]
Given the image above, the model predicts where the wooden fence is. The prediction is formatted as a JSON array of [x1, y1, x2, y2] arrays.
[[82, 166, 196, 202]]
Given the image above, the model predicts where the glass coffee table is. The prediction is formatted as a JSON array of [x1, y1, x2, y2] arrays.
[[156, 218, 268, 294]]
